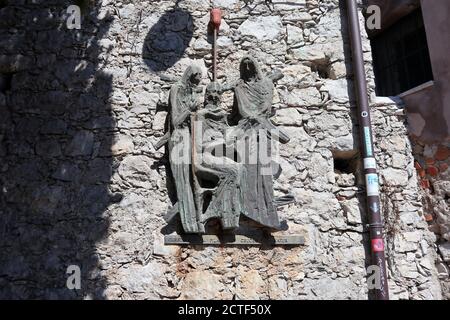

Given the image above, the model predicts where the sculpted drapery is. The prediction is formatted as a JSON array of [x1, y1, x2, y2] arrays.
[[231, 57, 290, 230], [167, 65, 203, 233]]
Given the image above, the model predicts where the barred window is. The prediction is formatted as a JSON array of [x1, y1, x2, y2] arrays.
[[371, 8, 433, 96]]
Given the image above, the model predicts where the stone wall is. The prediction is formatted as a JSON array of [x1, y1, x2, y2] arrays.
[[0, 0, 444, 299], [411, 141, 450, 299]]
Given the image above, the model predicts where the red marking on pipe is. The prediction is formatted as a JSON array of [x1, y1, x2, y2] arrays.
[[371, 239, 385, 252]]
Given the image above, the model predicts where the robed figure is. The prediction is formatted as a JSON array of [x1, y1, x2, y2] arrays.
[[230, 57, 290, 230], [167, 65, 203, 233]]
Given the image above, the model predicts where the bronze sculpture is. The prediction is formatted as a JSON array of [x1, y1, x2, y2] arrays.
[[157, 57, 292, 234], [230, 57, 290, 230], [167, 65, 203, 233]]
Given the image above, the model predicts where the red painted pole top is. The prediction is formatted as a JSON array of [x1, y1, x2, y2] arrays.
[[210, 8, 222, 30]]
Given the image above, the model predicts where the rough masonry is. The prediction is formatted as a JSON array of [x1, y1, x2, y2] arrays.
[[0, 0, 447, 299]]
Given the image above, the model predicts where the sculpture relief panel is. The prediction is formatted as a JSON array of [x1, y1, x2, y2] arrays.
[[156, 57, 294, 234]]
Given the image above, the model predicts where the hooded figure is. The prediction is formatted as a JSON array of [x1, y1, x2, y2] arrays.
[[168, 65, 203, 233], [231, 57, 289, 230]]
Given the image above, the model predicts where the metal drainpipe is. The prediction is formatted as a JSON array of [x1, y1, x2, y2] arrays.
[[345, 0, 389, 300]]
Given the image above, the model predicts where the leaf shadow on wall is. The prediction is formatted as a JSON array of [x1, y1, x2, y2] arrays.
[[0, 1, 116, 299], [142, 3, 193, 72]]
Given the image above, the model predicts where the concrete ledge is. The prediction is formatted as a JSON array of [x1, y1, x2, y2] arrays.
[[398, 80, 435, 98]]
